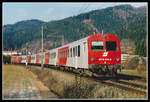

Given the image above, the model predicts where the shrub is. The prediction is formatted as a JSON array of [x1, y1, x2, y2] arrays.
[[136, 65, 146, 74], [124, 56, 139, 69], [63, 80, 94, 98]]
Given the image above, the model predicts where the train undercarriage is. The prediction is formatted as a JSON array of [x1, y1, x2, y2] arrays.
[[88, 64, 122, 77], [12, 62, 121, 77]]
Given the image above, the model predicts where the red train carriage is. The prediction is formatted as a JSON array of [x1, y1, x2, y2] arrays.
[[58, 46, 69, 66]]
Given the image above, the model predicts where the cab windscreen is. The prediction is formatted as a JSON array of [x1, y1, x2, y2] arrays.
[[106, 41, 117, 51], [91, 41, 104, 51]]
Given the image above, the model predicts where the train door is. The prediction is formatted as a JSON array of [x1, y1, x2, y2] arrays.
[[82, 41, 88, 68], [75, 46, 78, 69]]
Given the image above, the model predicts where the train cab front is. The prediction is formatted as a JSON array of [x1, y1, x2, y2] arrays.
[[88, 33, 121, 75]]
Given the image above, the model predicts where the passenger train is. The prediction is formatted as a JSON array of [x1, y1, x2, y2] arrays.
[[11, 33, 121, 76]]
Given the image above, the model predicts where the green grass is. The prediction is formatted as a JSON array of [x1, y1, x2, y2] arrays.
[[118, 69, 147, 78]]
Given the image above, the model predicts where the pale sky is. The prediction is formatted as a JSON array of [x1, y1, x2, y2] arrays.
[[3, 2, 147, 25]]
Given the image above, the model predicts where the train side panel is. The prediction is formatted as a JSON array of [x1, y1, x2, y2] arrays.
[[31, 54, 36, 64], [45, 52, 50, 65], [49, 49, 57, 66], [21, 56, 26, 63], [27, 56, 31, 63], [66, 37, 89, 69], [58, 46, 69, 66], [36, 54, 41, 64]]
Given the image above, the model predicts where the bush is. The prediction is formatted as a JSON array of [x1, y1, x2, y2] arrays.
[[136, 65, 146, 74], [63, 80, 94, 98], [3, 55, 11, 64], [124, 56, 139, 69]]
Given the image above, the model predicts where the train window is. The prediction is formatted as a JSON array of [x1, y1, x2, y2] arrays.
[[78, 45, 80, 57], [73, 47, 75, 57], [74, 47, 76, 56], [50, 52, 56, 59], [70, 48, 72, 57], [54, 52, 56, 58], [31, 56, 35, 60], [91, 41, 104, 51], [68, 49, 69, 57], [106, 41, 118, 51], [39, 55, 41, 60], [75, 46, 77, 56]]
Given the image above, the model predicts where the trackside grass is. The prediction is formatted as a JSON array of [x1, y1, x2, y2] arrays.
[[118, 69, 147, 78]]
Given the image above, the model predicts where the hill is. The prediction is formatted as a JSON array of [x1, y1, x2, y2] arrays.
[[3, 19, 45, 50]]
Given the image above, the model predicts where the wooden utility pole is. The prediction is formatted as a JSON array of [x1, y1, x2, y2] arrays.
[[26, 43, 28, 68], [41, 25, 44, 70]]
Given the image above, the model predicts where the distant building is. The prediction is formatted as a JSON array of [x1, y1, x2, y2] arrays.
[[121, 53, 139, 63], [121, 54, 130, 63], [3, 51, 22, 56]]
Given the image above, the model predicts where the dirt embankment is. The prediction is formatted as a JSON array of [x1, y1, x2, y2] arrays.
[[29, 66, 147, 99]]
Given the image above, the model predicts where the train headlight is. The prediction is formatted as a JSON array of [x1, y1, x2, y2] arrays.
[[91, 58, 95, 62], [116, 58, 120, 62]]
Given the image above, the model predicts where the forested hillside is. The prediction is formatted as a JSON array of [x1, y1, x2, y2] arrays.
[[114, 15, 147, 56], [3, 19, 45, 50], [3, 5, 147, 56]]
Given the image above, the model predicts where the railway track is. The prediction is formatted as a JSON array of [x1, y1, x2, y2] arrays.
[[114, 79, 147, 89], [75, 74, 147, 96], [15, 64, 147, 96], [54, 66, 147, 96], [61, 68, 147, 96], [101, 80, 147, 95]]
